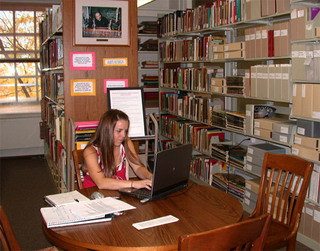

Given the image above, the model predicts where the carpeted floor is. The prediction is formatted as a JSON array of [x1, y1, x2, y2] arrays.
[[0, 155, 58, 250]]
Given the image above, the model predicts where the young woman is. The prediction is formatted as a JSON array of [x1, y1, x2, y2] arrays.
[[83, 109, 152, 190]]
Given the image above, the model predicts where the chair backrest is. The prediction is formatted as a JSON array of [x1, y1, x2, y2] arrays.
[[72, 149, 84, 190], [178, 213, 271, 251], [254, 152, 313, 231], [0, 206, 21, 251]]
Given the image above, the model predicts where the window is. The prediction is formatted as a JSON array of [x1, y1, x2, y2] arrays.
[[0, 10, 45, 103]]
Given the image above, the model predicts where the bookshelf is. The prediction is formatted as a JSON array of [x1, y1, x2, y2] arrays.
[[40, 0, 139, 192], [138, 16, 159, 116], [157, 1, 320, 249]]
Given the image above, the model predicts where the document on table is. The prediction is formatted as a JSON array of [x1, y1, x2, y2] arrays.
[[41, 197, 136, 228], [44, 190, 90, 206], [132, 215, 179, 230]]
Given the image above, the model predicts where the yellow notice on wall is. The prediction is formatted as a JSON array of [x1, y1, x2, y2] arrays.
[[71, 79, 96, 96], [103, 58, 128, 66]]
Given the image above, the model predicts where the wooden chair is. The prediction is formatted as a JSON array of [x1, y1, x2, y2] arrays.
[[178, 213, 271, 251], [246, 152, 314, 250], [72, 149, 84, 190], [0, 206, 21, 251]]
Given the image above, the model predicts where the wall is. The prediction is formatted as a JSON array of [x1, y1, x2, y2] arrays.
[[0, 111, 44, 157]]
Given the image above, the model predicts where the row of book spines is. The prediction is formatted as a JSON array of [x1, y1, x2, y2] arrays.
[[160, 114, 225, 150], [160, 67, 223, 92], [159, 37, 225, 62], [42, 72, 64, 101], [158, 0, 244, 37]]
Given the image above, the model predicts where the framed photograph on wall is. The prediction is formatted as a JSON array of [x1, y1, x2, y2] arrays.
[[74, 0, 129, 46]]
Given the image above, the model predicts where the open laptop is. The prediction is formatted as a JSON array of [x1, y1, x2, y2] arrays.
[[118, 144, 193, 202]]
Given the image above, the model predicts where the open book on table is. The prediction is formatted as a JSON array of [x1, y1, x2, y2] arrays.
[[41, 196, 136, 228]]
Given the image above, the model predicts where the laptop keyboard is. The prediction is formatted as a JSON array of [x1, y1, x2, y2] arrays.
[[131, 188, 151, 199]]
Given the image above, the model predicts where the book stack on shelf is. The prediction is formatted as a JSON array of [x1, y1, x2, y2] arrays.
[[138, 21, 158, 35], [141, 61, 158, 69], [74, 121, 99, 150], [139, 39, 158, 51]]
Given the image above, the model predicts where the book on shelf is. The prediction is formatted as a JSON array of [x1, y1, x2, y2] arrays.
[[41, 196, 135, 228]]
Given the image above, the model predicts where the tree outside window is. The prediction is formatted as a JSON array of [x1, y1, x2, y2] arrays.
[[0, 10, 45, 103]]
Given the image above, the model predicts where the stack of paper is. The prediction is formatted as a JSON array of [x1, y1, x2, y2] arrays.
[[41, 194, 135, 228]]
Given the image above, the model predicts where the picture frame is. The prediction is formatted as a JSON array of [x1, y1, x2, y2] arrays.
[[107, 87, 146, 138], [74, 0, 129, 46]]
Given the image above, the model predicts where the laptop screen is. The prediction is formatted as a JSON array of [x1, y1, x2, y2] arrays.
[[150, 144, 193, 200]]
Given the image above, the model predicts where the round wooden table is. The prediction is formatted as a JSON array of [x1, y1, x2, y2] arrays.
[[43, 183, 243, 250]]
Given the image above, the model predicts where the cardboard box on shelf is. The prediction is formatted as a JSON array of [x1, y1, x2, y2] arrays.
[[292, 144, 320, 163], [224, 42, 245, 52], [294, 134, 320, 150]]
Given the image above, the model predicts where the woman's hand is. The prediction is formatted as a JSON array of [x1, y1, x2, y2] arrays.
[[131, 179, 152, 190]]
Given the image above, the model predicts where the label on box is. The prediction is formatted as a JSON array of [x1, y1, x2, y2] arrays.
[[297, 127, 305, 135], [302, 84, 306, 98], [306, 24, 312, 31], [246, 183, 252, 190], [306, 207, 313, 216], [314, 210, 320, 223], [298, 9, 305, 18], [282, 73, 289, 80], [244, 198, 250, 206], [293, 84, 297, 97], [256, 31, 262, 39], [248, 148, 254, 154], [262, 30, 268, 39], [291, 9, 297, 19], [245, 35, 250, 41], [245, 190, 251, 198], [314, 50, 320, 58], [274, 30, 281, 37], [247, 156, 253, 162], [254, 121, 260, 127], [312, 112, 320, 119], [280, 135, 288, 143], [292, 51, 299, 58], [280, 127, 289, 134], [245, 72, 250, 78], [246, 110, 251, 116], [292, 147, 300, 155], [281, 29, 288, 36], [294, 136, 302, 144], [254, 129, 261, 136]]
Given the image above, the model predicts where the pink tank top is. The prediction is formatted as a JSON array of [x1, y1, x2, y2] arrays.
[[83, 144, 127, 188]]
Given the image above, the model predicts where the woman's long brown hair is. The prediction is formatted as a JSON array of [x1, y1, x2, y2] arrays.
[[87, 109, 142, 177]]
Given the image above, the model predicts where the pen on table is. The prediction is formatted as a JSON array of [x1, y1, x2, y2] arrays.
[[74, 199, 79, 202]]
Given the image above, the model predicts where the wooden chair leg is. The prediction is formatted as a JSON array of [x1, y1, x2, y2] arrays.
[[286, 235, 297, 251]]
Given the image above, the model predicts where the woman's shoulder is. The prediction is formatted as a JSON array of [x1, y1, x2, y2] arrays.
[[84, 145, 98, 156]]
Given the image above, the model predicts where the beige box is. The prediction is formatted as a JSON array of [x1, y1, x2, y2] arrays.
[[212, 44, 224, 53], [277, 0, 290, 14], [251, 0, 262, 20], [245, 178, 260, 194], [268, 0, 277, 16], [255, 27, 262, 58], [211, 78, 225, 87], [292, 144, 320, 162], [281, 64, 291, 102], [245, 28, 251, 59], [272, 131, 293, 144], [290, 8, 306, 41], [316, 27, 320, 37], [250, 66, 257, 97], [213, 52, 224, 60], [280, 21, 290, 57], [292, 83, 302, 116], [294, 134, 320, 150], [268, 65, 276, 99], [306, 11, 320, 39], [224, 42, 245, 52], [291, 43, 307, 81], [211, 86, 224, 93], [244, 70, 251, 96], [273, 120, 296, 134], [274, 65, 282, 101], [261, 0, 268, 17], [273, 22, 282, 57], [261, 26, 268, 58], [301, 84, 313, 118], [224, 50, 245, 59], [254, 117, 283, 130], [254, 128, 272, 139], [312, 84, 320, 120], [246, 0, 251, 20]]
